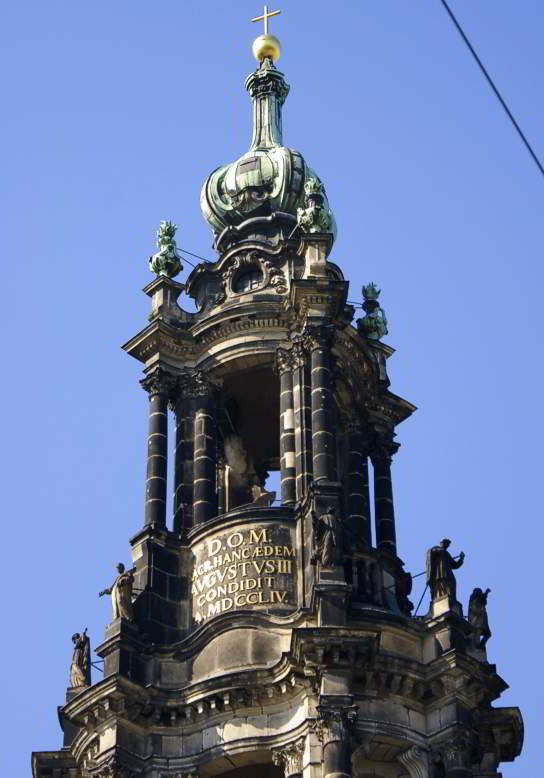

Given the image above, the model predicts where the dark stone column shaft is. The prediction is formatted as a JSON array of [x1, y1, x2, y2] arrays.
[[346, 424, 372, 548], [192, 390, 217, 525], [277, 349, 296, 506], [141, 370, 173, 530], [217, 457, 226, 516], [371, 431, 399, 555], [292, 343, 313, 500], [308, 331, 336, 482], [182, 402, 194, 527], [172, 392, 189, 533]]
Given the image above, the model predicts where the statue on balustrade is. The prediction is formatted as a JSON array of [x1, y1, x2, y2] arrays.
[[312, 506, 344, 567], [468, 587, 492, 648], [426, 538, 465, 603], [99, 562, 135, 621], [70, 629, 90, 688]]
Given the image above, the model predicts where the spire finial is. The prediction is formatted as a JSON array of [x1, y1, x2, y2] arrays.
[[251, 5, 282, 62]]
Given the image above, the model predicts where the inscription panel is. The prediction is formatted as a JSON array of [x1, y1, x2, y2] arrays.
[[191, 522, 297, 623]]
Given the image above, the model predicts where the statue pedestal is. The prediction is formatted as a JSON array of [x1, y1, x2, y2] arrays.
[[430, 594, 462, 618], [104, 617, 139, 641], [318, 565, 345, 584], [65, 685, 88, 704], [315, 565, 351, 626]]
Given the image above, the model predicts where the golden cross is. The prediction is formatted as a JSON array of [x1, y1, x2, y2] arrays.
[[251, 4, 281, 35]]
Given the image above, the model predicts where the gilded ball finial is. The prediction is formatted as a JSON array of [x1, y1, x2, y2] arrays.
[[251, 5, 282, 62], [252, 34, 281, 63]]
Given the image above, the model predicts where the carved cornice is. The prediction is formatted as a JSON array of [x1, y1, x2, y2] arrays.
[[196, 315, 290, 348], [272, 738, 305, 777], [84, 752, 142, 778]]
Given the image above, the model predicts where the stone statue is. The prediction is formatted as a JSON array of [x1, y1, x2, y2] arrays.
[[99, 563, 135, 621], [251, 483, 276, 507], [426, 539, 465, 603], [312, 506, 344, 567], [358, 283, 388, 340], [297, 177, 332, 234], [224, 434, 265, 507], [468, 587, 492, 648], [70, 629, 90, 688], [149, 220, 183, 278]]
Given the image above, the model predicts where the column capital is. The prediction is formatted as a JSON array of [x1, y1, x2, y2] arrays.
[[275, 346, 294, 375], [369, 426, 399, 464], [440, 729, 473, 773], [181, 371, 220, 400], [303, 324, 334, 352], [312, 705, 358, 746], [272, 738, 305, 777], [290, 337, 307, 368], [140, 367, 177, 398]]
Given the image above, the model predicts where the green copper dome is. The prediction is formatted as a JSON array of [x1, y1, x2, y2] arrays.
[[200, 57, 336, 247]]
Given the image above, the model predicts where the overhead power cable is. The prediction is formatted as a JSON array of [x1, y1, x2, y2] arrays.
[[439, 0, 544, 178]]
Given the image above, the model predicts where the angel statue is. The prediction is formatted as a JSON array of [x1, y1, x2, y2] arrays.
[[70, 629, 91, 688]]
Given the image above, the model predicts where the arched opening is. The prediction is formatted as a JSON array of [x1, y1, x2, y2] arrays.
[[219, 364, 281, 511], [200, 752, 283, 778]]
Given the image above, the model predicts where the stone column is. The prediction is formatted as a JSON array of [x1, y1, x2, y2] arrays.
[[276, 348, 296, 506], [191, 375, 217, 525], [171, 379, 187, 533], [217, 455, 226, 516], [346, 422, 372, 548], [306, 326, 336, 483], [272, 738, 305, 778], [292, 339, 313, 500], [370, 427, 399, 555], [140, 368, 174, 530], [314, 706, 358, 778]]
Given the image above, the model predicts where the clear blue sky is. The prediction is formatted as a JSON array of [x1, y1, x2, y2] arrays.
[[2, 1, 542, 775]]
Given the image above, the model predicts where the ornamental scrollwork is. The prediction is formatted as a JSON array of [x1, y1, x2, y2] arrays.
[[397, 745, 430, 778], [220, 250, 287, 298]]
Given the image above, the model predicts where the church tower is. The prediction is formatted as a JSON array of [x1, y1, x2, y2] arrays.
[[33, 15, 523, 778]]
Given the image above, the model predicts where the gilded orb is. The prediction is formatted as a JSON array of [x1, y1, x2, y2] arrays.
[[252, 34, 281, 63]]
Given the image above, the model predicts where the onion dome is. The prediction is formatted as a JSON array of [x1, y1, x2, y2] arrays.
[[200, 51, 336, 250]]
